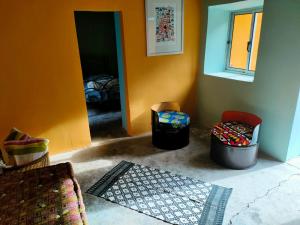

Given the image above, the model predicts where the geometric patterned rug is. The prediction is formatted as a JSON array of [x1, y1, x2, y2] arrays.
[[87, 161, 232, 225]]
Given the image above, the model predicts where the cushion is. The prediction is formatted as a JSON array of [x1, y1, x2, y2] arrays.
[[212, 121, 254, 146], [157, 111, 190, 128], [4, 128, 31, 141], [3, 128, 49, 166]]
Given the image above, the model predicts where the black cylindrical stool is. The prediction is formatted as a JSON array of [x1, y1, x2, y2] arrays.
[[151, 102, 190, 150]]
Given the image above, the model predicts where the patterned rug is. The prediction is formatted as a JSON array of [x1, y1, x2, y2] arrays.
[[87, 161, 232, 225]]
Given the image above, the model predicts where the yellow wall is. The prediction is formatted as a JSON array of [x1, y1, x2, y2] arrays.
[[230, 12, 263, 71], [0, 0, 202, 155], [229, 13, 252, 69]]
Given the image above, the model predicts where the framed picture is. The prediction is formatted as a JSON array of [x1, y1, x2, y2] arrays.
[[145, 0, 184, 56]]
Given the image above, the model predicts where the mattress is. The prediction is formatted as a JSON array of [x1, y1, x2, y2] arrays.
[[0, 163, 88, 225]]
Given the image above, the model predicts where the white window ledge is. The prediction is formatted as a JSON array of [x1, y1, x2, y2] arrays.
[[204, 72, 254, 82]]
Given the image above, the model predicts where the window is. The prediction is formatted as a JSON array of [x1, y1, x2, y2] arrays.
[[226, 10, 263, 74]]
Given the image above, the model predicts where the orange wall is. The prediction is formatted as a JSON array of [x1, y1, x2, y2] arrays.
[[0, 0, 202, 155], [229, 13, 252, 69], [230, 13, 263, 71]]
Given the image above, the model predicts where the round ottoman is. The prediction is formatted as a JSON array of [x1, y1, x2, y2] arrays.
[[210, 135, 258, 169], [152, 110, 190, 150], [210, 111, 262, 170]]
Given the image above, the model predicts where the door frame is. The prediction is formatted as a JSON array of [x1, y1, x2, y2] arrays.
[[114, 12, 129, 131], [74, 11, 130, 134]]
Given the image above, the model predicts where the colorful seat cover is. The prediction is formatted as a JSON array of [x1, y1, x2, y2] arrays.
[[212, 121, 254, 146], [157, 111, 190, 128]]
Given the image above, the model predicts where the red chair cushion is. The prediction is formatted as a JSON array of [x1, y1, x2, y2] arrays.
[[212, 121, 254, 146]]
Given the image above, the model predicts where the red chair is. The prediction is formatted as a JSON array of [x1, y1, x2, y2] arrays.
[[210, 111, 262, 169]]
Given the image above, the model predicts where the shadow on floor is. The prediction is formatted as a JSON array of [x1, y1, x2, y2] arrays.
[[50, 127, 300, 225], [65, 128, 282, 187], [51, 124, 283, 190], [70, 135, 164, 163], [188, 150, 280, 170], [87, 102, 127, 140]]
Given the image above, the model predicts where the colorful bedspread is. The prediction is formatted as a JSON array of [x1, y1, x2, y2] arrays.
[[0, 163, 88, 225]]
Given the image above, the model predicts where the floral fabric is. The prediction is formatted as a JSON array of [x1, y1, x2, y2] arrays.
[[157, 111, 190, 128], [212, 121, 254, 147]]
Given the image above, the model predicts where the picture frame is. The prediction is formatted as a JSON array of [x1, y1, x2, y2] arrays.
[[145, 0, 184, 56]]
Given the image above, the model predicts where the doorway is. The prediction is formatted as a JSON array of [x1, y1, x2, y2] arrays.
[[74, 11, 127, 140]]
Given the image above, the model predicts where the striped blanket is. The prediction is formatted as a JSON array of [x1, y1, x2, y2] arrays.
[[3, 128, 49, 166]]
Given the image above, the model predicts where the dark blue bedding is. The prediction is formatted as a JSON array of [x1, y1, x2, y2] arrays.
[[84, 74, 120, 104]]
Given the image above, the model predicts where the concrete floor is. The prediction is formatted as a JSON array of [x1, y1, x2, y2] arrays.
[[51, 128, 300, 225], [87, 105, 126, 140]]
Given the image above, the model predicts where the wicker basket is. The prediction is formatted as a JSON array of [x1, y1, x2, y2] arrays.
[[2, 153, 50, 174]]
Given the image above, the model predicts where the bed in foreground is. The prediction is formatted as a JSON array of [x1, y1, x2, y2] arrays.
[[0, 162, 88, 224]]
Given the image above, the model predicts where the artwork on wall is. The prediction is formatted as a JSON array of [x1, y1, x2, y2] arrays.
[[145, 0, 184, 56]]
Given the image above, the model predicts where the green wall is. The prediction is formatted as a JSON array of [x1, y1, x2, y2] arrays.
[[199, 0, 300, 161], [288, 89, 300, 160]]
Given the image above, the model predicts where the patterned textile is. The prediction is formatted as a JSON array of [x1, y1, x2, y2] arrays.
[[0, 163, 88, 225], [87, 161, 232, 225], [3, 128, 49, 166], [157, 111, 190, 128], [212, 121, 254, 146], [4, 128, 31, 141]]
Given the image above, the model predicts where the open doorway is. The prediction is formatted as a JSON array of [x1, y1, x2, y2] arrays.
[[74, 11, 127, 140]]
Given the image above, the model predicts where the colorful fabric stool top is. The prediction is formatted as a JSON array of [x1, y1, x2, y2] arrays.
[[157, 111, 190, 128], [212, 121, 254, 146]]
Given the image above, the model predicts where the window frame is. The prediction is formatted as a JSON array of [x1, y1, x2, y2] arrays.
[[225, 8, 263, 76]]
